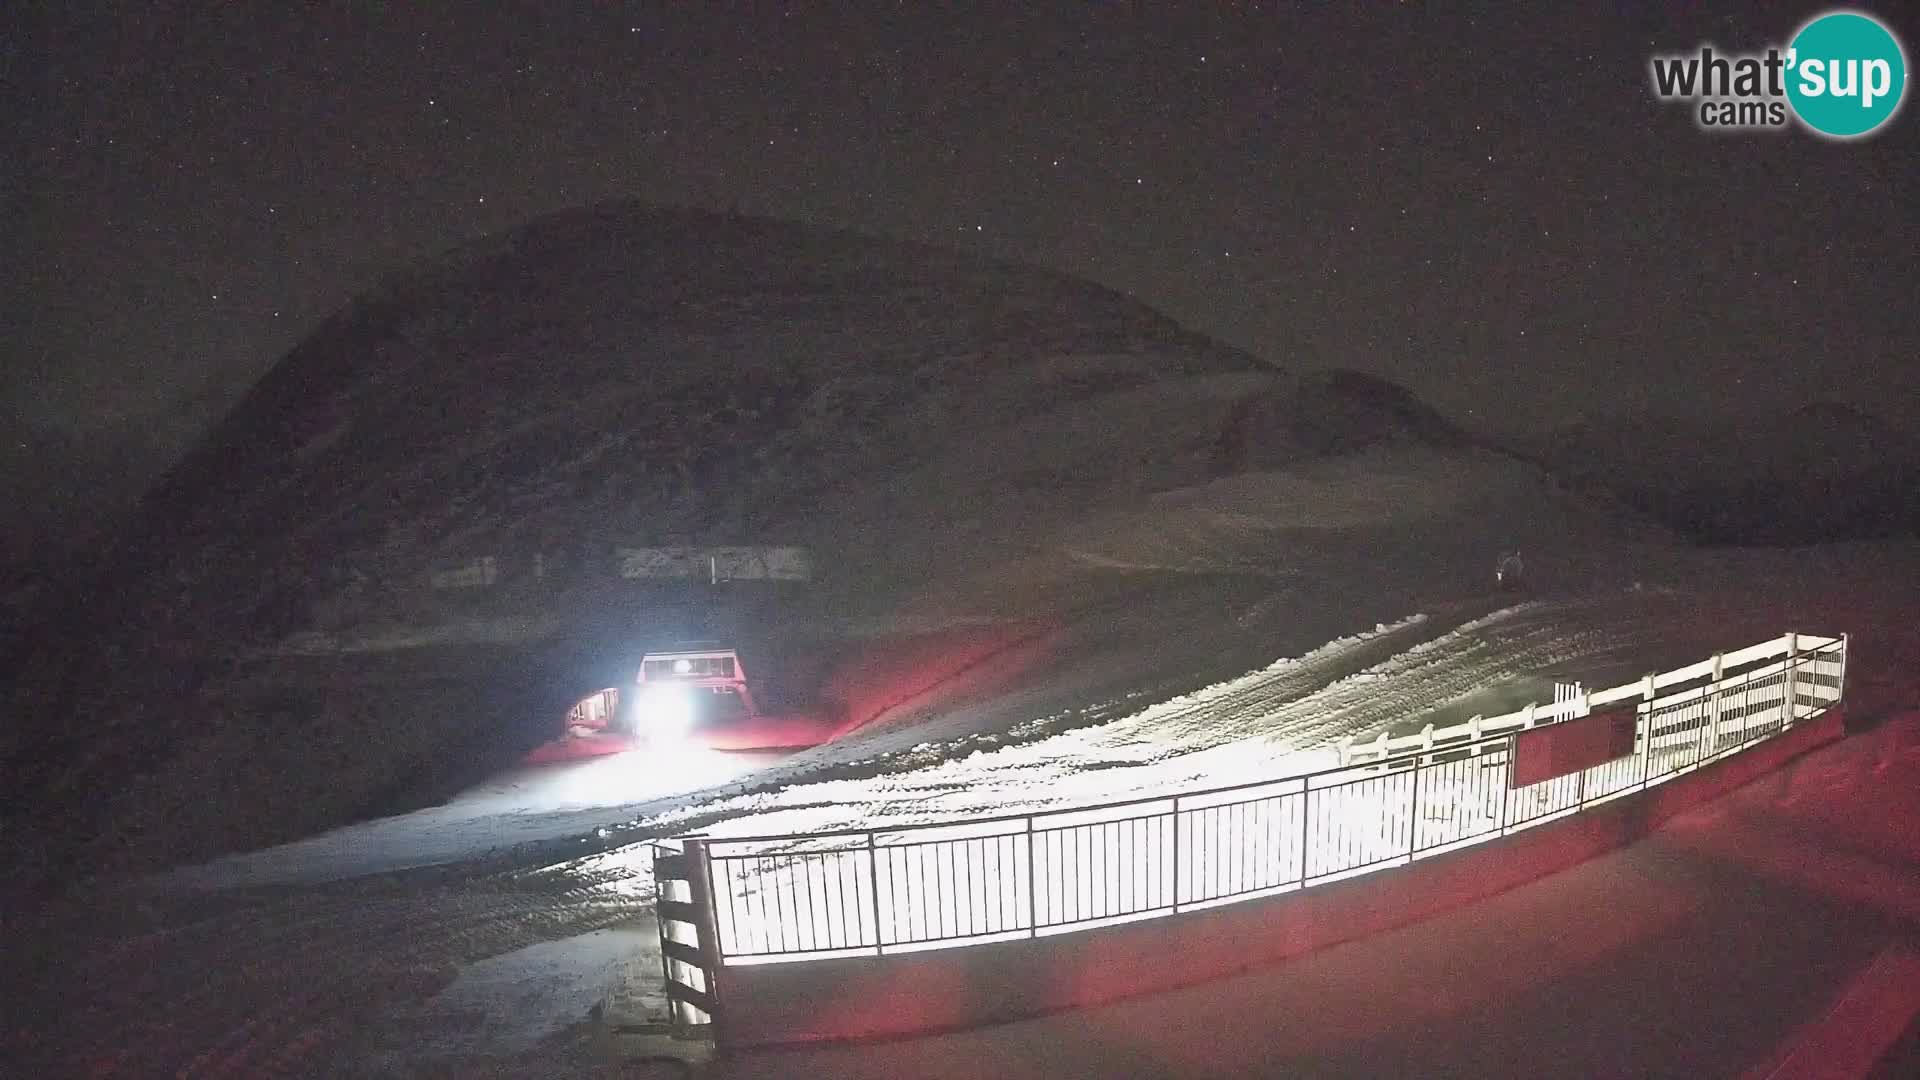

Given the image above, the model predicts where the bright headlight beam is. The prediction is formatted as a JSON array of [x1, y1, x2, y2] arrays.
[[637, 685, 695, 738]]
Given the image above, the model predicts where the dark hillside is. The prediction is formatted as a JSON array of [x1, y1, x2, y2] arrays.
[[1509, 402, 1918, 546], [2, 205, 1530, 885]]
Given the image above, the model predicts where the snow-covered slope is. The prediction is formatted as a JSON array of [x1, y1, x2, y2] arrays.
[[15, 540, 1913, 1077], [2, 204, 1651, 888]]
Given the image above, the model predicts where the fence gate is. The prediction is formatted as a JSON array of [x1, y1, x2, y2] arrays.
[[652, 838, 725, 1040]]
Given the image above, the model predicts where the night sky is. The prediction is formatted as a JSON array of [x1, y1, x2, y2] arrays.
[[8, 3, 1917, 550]]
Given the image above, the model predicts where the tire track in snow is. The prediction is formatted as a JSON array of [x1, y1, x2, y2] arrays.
[[746, 608, 1454, 785], [633, 599, 1641, 839]]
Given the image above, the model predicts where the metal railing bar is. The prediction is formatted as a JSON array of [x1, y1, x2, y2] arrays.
[[691, 636, 1842, 961], [701, 670, 1767, 847], [1033, 903, 1180, 932]]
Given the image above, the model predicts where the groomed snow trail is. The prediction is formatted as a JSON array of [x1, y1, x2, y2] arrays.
[[635, 599, 1636, 839]]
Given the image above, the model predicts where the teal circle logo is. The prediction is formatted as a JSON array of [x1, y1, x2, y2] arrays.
[[1786, 11, 1908, 138]]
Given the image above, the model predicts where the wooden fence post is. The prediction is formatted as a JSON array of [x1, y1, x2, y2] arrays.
[[654, 838, 726, 1043]]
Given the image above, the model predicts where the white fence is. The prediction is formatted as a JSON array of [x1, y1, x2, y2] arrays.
[[666, 632, 1845, 966]]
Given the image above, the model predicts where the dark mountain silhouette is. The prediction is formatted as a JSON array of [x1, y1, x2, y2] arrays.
[[1509, 401, 1918, 546], [3, 204, 1581, 886]]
